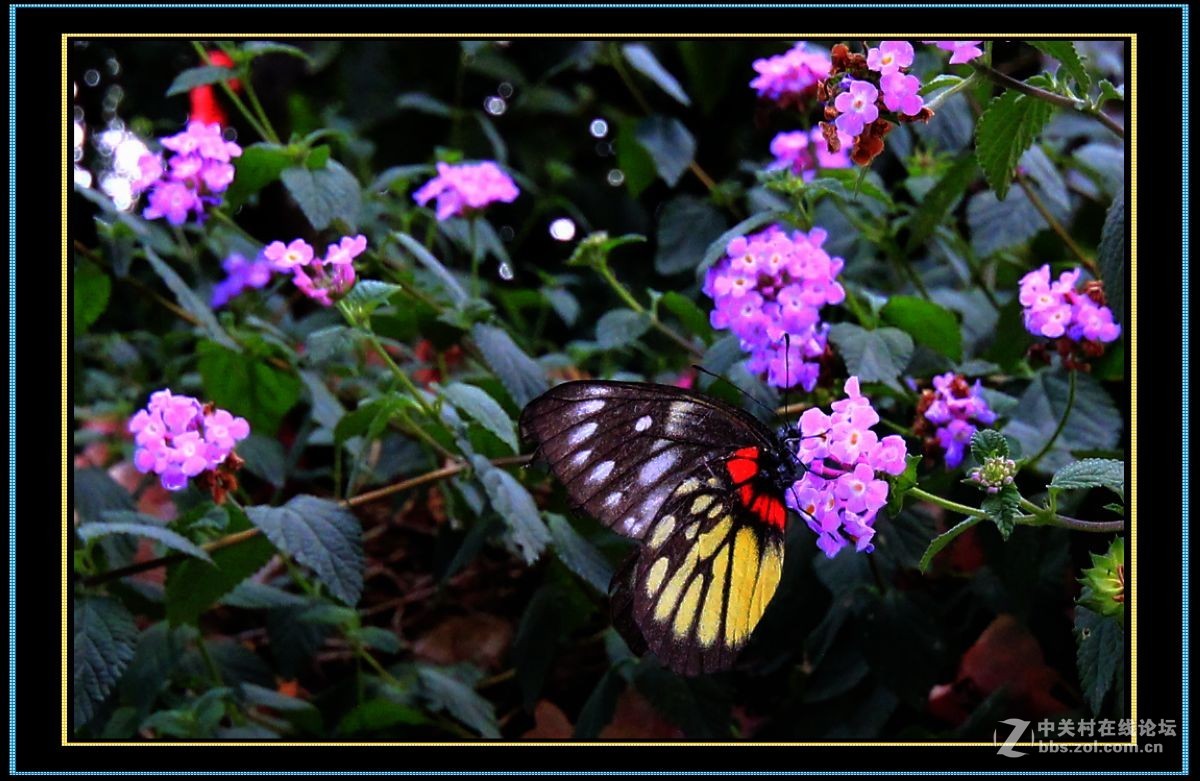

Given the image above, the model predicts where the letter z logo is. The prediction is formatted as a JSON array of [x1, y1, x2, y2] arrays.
[[994, 718, 1031, 757]]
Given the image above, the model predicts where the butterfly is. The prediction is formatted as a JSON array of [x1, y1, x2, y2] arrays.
[[519, 379, 802, 676]]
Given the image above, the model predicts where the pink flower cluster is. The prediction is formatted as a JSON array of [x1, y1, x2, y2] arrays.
[[136, 122, 242, 226], [413, 161, 519, 221], [1018, 265, 1121, 343], [922, 372, 997, 469], [128, 390, 249, 491], [769, 127, 852, 180], [702, 226, 845, 391], [833, 41, 925, 138], [264, 234, 367, 306], [750, 42, 832, 105], [211, 252, 274, 308], [787, 377, 910, 557], [923, 40, 984, 65]]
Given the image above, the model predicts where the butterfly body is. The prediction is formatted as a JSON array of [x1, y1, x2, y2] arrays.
[[519, 380, 799, 675]]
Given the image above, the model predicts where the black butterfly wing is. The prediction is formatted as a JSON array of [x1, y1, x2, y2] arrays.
[[611, 451, 788, 676], [518, 380, 781, 541]]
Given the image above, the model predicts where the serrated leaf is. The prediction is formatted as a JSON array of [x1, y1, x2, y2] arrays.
[[74, 597, 139, 727], [440, 382, 518, 453], [660, 291, 713, 343], [237, 433, 287, 487], [1051, 458, 1124, 500], [654, 195, 727, 275], [197, 340, 301, 435], [78, 516, 212, 563], [1002, 370, 1120, 473], [74, 261, 111, 332], [342, 279, 402, 319], [304, 325, 361, 365], [281, 160, 361, 231], [970, 429, 1010, 462], [73, 467, 135, 524], [165, 505, 277, 625], [596, 308, 650, 349], [1096, 78, 1123, 105], [1098, 190, 1124, 326], [828, 324, 914, 386], [417, 666, 501, 738], [622, 43, 691, 106], [393, 231, 469, 306], [634, 116, 695, 187], [904, 154, 977, 252], [879, 296, 962, 362], [245, 495, 364, 606], [1029, 41, 1091, 94], [1074, 606, 1122, 713], [224, 142, 292, 208], [166, 65, 235, 96], [546, 513, 613, 594], [974, 88, 1055, 200], [472, 456, 550, 564], [981, 484, 1021, 539], [885, 454, 922, 517], [470, 323, 548, 407], [144, 248, 240, 351]]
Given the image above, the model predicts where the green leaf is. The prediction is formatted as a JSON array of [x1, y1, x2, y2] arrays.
[[305, 144, 332, 170], [622, 43, 691, 106], [240, 40, 314, 64], [166, 65, 235, 96], [73, 467, 135, 524], [546, 513, 613, 594], [1029, 41, 1091, 94], [470, 323, 548, 407], [634, 116, 695, 187], [238, 433, 287, 487], [220, 580, 308, 609], [596, 308, 650, 349], [1096, 78, 1124, 105], [305, 325, 362, 365], [165, 505, 277, 625], [472, 456, 550, 564], [974, 88, 1055, 200], [513, 586, 563, 710], [574, 666, 627, 738], [338, 698, 428, 735], [78, 516, 213, 563], [542, 287, 580, 327], [918, 73, 964, 96], [827, 324, 914, 386], [970, 429, 1010, 462], [144, 248, 240, 351], [1002, 370, 1120, 473], [355, 626, 402, 654], [281, 159, 362, 230], [224, 142, 293, 208], [1097, 189, 1124, 326], [660, 291, 713, 343], [1050, 458, 1124, 500], [245, 495, 365, 606], [879, 295, 962, 362], [885, 454, 922, 517], [74, 261, 111, 332], [118, 622, 195, 713], [653, 195, 727, 275], [695, 210, 786, 277], [417, 666, 501, 738], [1074, 606, 1122, 713], [241, 682, 321, 734], [197, 340, 302, 435], [918, 516, 983, 574], [904, 154, 977, 252], [812, 169, 895, 209], [74, 597, 138, 727], [393, 231, 469, 306], [615, 121, 657, 198], [440, 382, 518, 453], [981, 484, 1021, 540], [396, 91, 454, 116], [342, 279, 403, 319]]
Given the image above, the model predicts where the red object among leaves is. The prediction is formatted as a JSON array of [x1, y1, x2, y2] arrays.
[[189, 51, 239, 126], [928, 614, 1071, 725]]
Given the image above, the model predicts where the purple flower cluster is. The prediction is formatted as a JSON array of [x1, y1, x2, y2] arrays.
[[923, 40, 984, 65], [702, 226, 845, 391], [137, 122, 242, 226], [211, 252, 274, 308], [832, 42, 925, 140], [750, 42, 833, 105], [920, 372, 997, 469], [787, 377, 910, 557], [128, 389, 249, 491], [1018, 265, 1121, 343], [769, 127, 852, 180], [264, 234, 367, 307], [413, 161, 519, 221]]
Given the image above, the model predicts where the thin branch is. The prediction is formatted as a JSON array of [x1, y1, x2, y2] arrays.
[[1015, 172, 1097, 274], [973, 63, 1124, 139]]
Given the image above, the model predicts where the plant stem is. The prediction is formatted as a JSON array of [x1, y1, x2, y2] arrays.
[[972, 62, 1124, 139], [1024, 369, 1076, 472], [595, 264, 702, 358], [924, 71, 981, 113], [1015, 172, 1097, 274], [908, 486, 990, 519], [240, 76, 282, 145], [191, 42, 275, 144]]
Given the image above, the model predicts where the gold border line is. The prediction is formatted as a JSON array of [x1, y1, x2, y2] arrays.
[[60, 33, 1137, 750]]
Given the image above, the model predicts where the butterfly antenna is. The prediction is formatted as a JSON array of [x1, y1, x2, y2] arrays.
[[691, 364, 777, 419]]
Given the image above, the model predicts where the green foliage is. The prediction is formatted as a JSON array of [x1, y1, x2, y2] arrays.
[[1098, 189, 1125, 324], [880, 296, 962, 362], [74, 261, 111, 332], [634, 116, 696, 187], [245, 496, 365, 605], [281, 159, 362, 230], [1074, 606, 1123, 713], [197, 340, 302, 435], [166, 65, 235, 96], [975, 87, 1055, 200], [828, 323, 914, 386], [74, 597, 139, 727]]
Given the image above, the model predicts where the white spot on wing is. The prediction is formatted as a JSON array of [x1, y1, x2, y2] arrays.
[[568, 422, 597, 445], [639, 450, 679, 485], [589, 460, 615, 483], [604, 492, 623, 508], [634, 415, 652, 432], [571, 449, 592, 466], [576, 400, 605, 415]]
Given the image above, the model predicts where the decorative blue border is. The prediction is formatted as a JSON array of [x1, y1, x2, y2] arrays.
[[21, 1, 1190, 777]]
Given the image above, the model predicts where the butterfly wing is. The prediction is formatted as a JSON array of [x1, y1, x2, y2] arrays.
[[611, 448, 788, 675], [518, 380, 781, 541]]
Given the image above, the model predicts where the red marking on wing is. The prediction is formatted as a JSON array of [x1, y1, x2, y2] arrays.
[[725, 446, 759, 484], [725, 447, 786, 529], [750, 493, 787, 529]]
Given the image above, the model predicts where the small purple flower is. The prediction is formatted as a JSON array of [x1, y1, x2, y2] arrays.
[[128, 390, 250, 492], [867, 41, 914, 75], [769, 127, 852, 181], [919, 372, 998, 469], [140, 121, 242, 225], [923, 40, 984, 65], [1018, 264, 1121, 344], [142, 181, 201, 226], [262, 234, 367, 306], [324, 234, 368, 266], [750, 42, 832, 103], [833, 80, 880, 137], [211, 252, 275, 309], [263, 239, 316, 271], [880, 72, 925, 116], [413, 161, 519, 221]]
